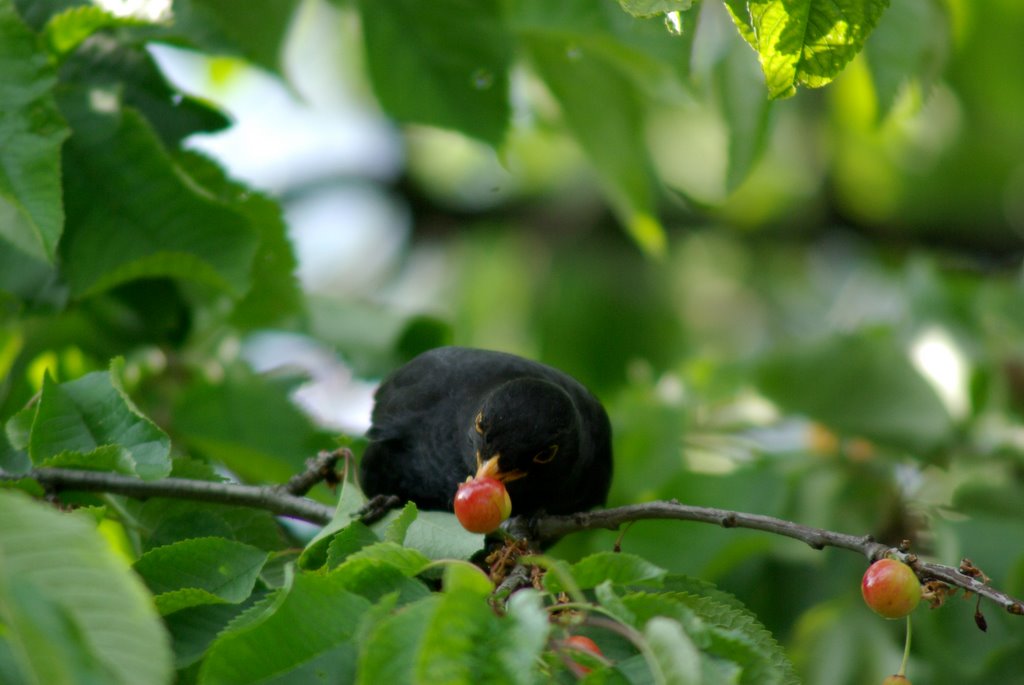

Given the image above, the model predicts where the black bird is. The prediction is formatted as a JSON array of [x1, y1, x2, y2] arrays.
[[359, 346, 612, 517]]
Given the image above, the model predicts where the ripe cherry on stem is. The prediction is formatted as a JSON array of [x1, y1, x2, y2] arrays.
[[861, 558, 922, 619]]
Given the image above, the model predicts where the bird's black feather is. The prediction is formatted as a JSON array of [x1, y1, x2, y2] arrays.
[[359, 347, 612, 516]]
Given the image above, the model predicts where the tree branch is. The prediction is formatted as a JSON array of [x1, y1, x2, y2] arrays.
[[278, 447, 349, 496], [5, 463, 1022, 617], [510, 500, 1024, 616], [0, 467, 334, 526]]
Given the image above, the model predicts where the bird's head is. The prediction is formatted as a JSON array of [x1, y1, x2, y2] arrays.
[[469, 378, 580, 498]]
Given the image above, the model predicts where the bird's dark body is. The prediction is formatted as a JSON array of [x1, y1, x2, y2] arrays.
[[359, 347, 612, 516]]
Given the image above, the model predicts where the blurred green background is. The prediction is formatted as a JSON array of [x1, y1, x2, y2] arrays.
[[3, 0, 1024, 683]]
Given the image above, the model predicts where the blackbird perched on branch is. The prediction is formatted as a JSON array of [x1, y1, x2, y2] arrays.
[[359, 347, 613, 518]]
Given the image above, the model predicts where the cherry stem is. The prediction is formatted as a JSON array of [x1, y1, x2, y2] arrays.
[[899, 615, 912, 677]]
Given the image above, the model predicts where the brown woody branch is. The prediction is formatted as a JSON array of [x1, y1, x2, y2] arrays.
[[4, 459, 1021, 616], [507, 499, 1024, 616], [0, 464, 336, 525]]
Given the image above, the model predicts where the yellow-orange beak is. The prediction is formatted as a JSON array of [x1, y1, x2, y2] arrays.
[[475, 455, 527, 483]]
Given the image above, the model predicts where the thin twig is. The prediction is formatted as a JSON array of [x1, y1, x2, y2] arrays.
[[278, 447, 349, 496], [0, 467, 334, 525], [518, 500, 1024, 616]]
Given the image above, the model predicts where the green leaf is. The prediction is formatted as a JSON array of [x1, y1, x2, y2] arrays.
[[0, 0, 69, 296], [716, 37, 773, 191], [385, 500, 419, 544], [0, 574, 120, 684], [546, 552, 667, 593], [725, 0, 890, 99], [403, 510, 486, 560], [169, 0, 300, 75], [173, 364, 332, 483], [356, 0, 512, 146], [57, 86, 256, 297], [414, 564, 508, 683], [332, 558, 432, 605], [28, 363, 171, 479], [357, 596, 440, 685], [199, 571, 372, 685], [175, 150, 303, 329], [500, 589, 551, 685], [628, 583, 800, 685], [757, 330, 953, 451], [512, 0, 698, 99], [0, 489, 173, 685], [645, 617, 701, 685], [135, 497, 286, 553], [43, 6, 143, 57], [326, 521, 381, 568], [133, 537, 269, 615], [58, 36, 230, 147], [299, 475, 367, 570], [863, 0, 948, 118], [340, 541, 432, 578], [618, 0, 692, 17], [522, 33, 666, 256], [163, 590, 270, 669]]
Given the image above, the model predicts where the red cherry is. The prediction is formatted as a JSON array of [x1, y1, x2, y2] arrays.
[[563, 635, 604, 674], [453, 476, 511, 533], [861, 558, 921, 619], [882, 676, 910, 684]]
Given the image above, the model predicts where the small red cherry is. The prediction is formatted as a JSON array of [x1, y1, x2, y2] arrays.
[[862, 558, 921, 619], [563, 635, 604, 674], [882, 676, 910, 684], [453, 476, 511, 533]]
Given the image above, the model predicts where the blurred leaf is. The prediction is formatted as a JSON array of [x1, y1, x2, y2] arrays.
[[513, 0, 699, 98], [501, 590, 551, 685], [521, 29, 665, 255], [757, 331, 953, 452], [724, 0, 890, 98], [176, 150, 303, 330], [58, 114, 255, 297], [357, 596, 440, 685], [662, 578, 800, 685], [618, 0, 692, 17], [0, 574, 120, 685], [43, 6, 144, 57], [356, 0, 512, 146], [133, 537, 269, 615], [0, 489, 173, 685], [863, 0, 948, 118], [645, 616, 702, 685], [28, 363, 171, 479], [0, 0, 69, 297], [412, 563, 530, 683], [56, 45, 253, 296], [57, 33, 230, 147], [173, 364, 332, 483], [199, 571, 371, 685], [169, 0, 299, 74], [715, 36, 773, 191]]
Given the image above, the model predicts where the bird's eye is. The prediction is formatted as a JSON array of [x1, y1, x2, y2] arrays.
[[533, 445, 558, 464], [474, 412, 485, 435]]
